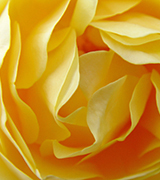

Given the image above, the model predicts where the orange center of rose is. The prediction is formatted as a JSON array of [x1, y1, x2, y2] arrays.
[[77, 26, 109, 55]]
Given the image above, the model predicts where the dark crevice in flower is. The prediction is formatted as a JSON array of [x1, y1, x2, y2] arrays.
[[77, 26, 109, 55]]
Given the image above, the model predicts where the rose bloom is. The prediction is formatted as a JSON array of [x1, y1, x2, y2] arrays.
[[1, 0, 160, 180]]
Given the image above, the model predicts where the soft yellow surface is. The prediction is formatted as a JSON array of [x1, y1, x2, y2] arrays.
[[1, 0, 160, 179]]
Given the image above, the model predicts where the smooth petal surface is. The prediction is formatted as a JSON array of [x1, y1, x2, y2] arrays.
[[94, 0, 141, 20], [70, 0, 98, 35], [1, 0, 160, 179], [47, 27, 71, 52], [0, 153, 37, 180], [39, 28, 79, 117], [79, 50, 114, 99], [129, 73, 152, 135], [1, 21, 39, 144], [140, 74, 160, 140], [0, 24, 40, 178], [91, 18, 160, 38], [12, 0, 70, 88], [0, 0, 8, 15], [30, 145, 100, 180], [87, 75, 138, 143], [0, 3, 10, 67], [101, 31, 160, 64]]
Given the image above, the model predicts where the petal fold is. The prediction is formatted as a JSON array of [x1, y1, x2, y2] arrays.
[[70, 0, 98, 35]]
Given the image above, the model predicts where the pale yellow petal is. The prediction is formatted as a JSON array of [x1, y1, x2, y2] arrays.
[[91, 20, 160, 38], [58, 107, 88, 127], [52, 121, 95, 158], [52, 140, 82, 159], [0, 72, 40, 177], [101, 31, 160, 64], [107, 32, 160, 46], [1, 119, 41, 179], [91, 18, 160, 46], [39, 28, 79, 117], [111, 12, 160, 32], [0, 3, 10, 67], [0, 0, 8, 15], [18, 86, 70, 144], [14, 0, 70, 88], [106, 53, 148, 85], [30, 145, 100, 180], [0, 84, 40, 179], [87, 75, 138, 143], [54, 47, 79, 115], [79, 50, 114, 100], [47, 27, 70, 52], [1, 21, 39, 144], [70, 0, 98, 35], [94, 0, 141, 20], [0, 153, 38, 180], [43, 176, 67, 180], [129, 73, 152, 134]]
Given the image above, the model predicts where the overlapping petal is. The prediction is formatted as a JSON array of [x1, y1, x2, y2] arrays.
[[1, 0, 160, 179]]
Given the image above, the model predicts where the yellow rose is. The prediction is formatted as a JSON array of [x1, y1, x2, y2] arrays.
[[91, 0, 160, 64], [1, 0, 160, 180]]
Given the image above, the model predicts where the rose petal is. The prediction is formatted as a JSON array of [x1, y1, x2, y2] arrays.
[[39, 28, 79, 119], [70, 0, 98, 35], [94, 0, 141, 20], [0, 3, 10, 67], [47, 27, 71, 52], [87, 75, 138, 143], [151, 69, 160, 113], [101, 31, 160, 64], [0, 83, 40, 179], [18, 86, 70, 144], [13, 0, 70, 88], [129, 73, 152, 135], [140, 72, 160, 140], [79, 50, 114, 100], [0, 153, 37, 180], [91, 19, 160, 38], [1, 22, 39, 144], [30, 145, 100, 180]]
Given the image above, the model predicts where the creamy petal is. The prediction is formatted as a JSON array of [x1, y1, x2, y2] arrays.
[[101, 31, 160, 64], [91, 20, 160, 38], [0, 3, 10, 67], [1, 21, 39, 144], [14, 0, 70, 88], [94, 0, 141, 20], [0, 82, 40, 178], [0, 153, 38, 180], [87, 75, 138, 143], [129, 73, 152, 135], [18, 86, 70, 144], [0, 0, 8, 15], [79, 50, 114, 100], [47, 27, 70, 52], [107, 32, 160, 46], [70, 0, 98, 35], [39, 28, 79, 118]]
